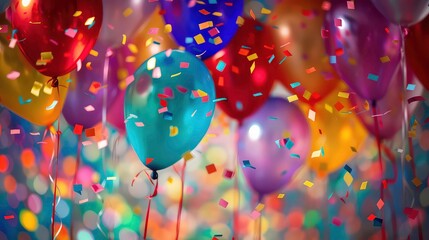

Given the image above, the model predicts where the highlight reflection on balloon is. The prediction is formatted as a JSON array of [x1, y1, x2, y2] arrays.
[[371, 0, 429, 27]]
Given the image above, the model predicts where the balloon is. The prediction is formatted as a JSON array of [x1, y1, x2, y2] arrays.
[[125, 50, 215, 172], [323, 0, 401, 101], [406, 15, 429, 90], [371, 0, 429, 27], [132, 7, 178, 68], [301, 83, 368, 177], [268, 0, 341, 105], [350, 68, 424, 140], [97, 0, 157, 48], [0, 17, 69, 126], [238, 97, 310, 197], [63, 43, 121, 129], [0, 0, 9, 13], [159, 0, 243, 59], [204, 18, 275, 123], [244, 0, 279, 22], [10, 0, 102, 78]]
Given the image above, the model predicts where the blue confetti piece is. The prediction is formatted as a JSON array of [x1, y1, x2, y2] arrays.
[[74, 184, 82, 195], [216, 60, 226, 72], [153, 41, 160, 45], [373, 218, 383, 227], [286, 139, 294, 150], [279, 56, 287, 64], [236, 101, 243, 111], [11, 29, 17, 39], [253, 92, 262, 97], [290, 82, 301, 88], [185, 37, 193, 44], [290, 153, 300, 158], [406, 84, 416, 91], [368, 73, 379, 81], [66, 78, 73, 83], [208, 38, 214, 44], [163, 112, 173, 121], [275, 140, 281, 148], [242, 160, 256, 169], [268, 54, 275, 64], [18, 96, 32, 105], [241, 45, 251, 49], [269, 116, 278, 120], [330, 55, 336, 64], [321, 147, 325, 157], [88, 21, 95, 30], [213, 98, 227, 102], [344, 164, 352, 173]]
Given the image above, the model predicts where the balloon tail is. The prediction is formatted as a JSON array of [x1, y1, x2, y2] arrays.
[[143, 173, 158, 239], [372, 101, 386, 240], [175, 160, 187, 240]]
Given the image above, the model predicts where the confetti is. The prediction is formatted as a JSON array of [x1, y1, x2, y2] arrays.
[[406, 84, 416, 91], [218, 198, 228, 208], [242, 160, 256, 169], [338, 92, 350, 98], [73, 184, 83, 195], [303, 181, 314, 188], [194, 34, 205, 44], [84, 105, 95, 112], [223, 170, 234, 179], [287, 95, 299, 102], [183, 151, 194, 161], [308, 109, 316, 121], [206, 164, 217, 174], [368, 73, 379, 81], [306, 67, 316, 74], [343, 172, 353, 186], [98, 140, 108, 149], [377, 199, 384, 210], [6, 71, 20, 80], [277, 193, 285, 199], [169, 126, 179, 137], [403, 207, 419, 220], [380, 56, 390, 63], [332, 217, 342, 226], [91, 183, 104, 194], [360, 181, 368, 190], [10, 129, 21, 135], [4, 215, 15, 220]]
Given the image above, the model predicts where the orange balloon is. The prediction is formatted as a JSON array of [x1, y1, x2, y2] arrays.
[[0, 16, 69, 126], [132, 8, 179, 68], [268, 0, 340, 105], [301, 83, 368, 177]]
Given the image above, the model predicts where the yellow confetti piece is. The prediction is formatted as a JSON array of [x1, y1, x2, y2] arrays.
[[360, 181, 368, 190], [41, 52, 53, 61], [343, 172, 353, 186], [380, 56, 390, 63], [85, 17, 95, 26], [277, 193, 285, 199], [236, 16, 244, 26], [261, 8, 271, 14], [194, 34, 205, 44], [212, 12, 222, 17], [199, 21, 213, 30], [325, 104, 333, 113], [145, 37, 153, 47], [183, 151, 194, 161], [303, 90, 312, 100], [164, 24, 172, 33], [169, 126, 179, 137], [287, 95, 298, 102], [303, 181, 314, 188], [128, 43, 138, 54], [213, 36, 223, 45], [311, 150, 321, 158], [171, 72, 182, 78], [90, 49, 98, 57], [255, 203, 265, 212], [73, 11, 82, 17], [31, 81, 43, 97], [338, 92, 350, 98], [405, 154, 412, 162], [412, 177, 422, 187], [122, 34, 127, 45], [147, 57, 156, 71], [43, 85, 53, 95], [247, 53, 258, 61], [197, 89, 208, 97], [308, 109, 316, 122], [123, 7, 133, 17], [250, 61, 255, 73]]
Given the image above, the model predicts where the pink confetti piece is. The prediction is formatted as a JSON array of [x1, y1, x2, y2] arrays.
[[6, 71, 20, 80], [180, 62, 190, 68], [135, 122, 145, 127], [65, 28, 77, 38], [335, 18, 342, 27], [218, 198, 229, 208], [79, 199, 88, 204], [30, 132, 41, 136], [9, 38, 17, 48], [158, 107, 168, 114], [152, 67, 161, 78], [148, 27, 159, 35], [223, 170, 234, 179], [332, 217, 342, 226], [177, 86, 188, 93], [91, 183, 104, 194], [377, 199, 384, 210], [165, 49, 173, 57], [347, 1, 355, 9], [321, 1, 331, 11], [76, 59, 82, 71], [250, 210, 261, 219], [10, 129, 21, 135], [84, 105, 95, 112]]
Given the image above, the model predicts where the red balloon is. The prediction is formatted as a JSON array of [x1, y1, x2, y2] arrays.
[[205, 18, 275, 123], [10, 0, 102, 78]]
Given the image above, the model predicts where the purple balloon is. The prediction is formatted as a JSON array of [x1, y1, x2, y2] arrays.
[[350, 67, 424, 140], [63, 44, 121, 129], [323, 0, 401, 101], [371, 0, 429, 27], [237, 97, 310, 197]]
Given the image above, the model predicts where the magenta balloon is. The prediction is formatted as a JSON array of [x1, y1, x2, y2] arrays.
[[350, 67, 424, 139], [63, 44, 121, 129], [324, 0, 401, 101], [371, 0, 429, 27], [98, 0, 157, 47], [237, 97, 310, 197]]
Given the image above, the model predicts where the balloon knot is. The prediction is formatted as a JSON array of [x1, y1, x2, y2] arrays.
[[48, 77, 59, 88], [151, 170, 158, 180]]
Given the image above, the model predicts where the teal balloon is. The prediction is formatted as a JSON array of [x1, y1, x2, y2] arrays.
[[125, 50, 215, 171]]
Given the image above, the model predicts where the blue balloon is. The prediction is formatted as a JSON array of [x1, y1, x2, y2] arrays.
[[159, 0, 243, 59], [125, 50, 215, 172], [0, 0, 10, 13]]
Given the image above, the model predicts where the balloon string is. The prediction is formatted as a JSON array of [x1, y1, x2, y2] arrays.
[[143, 179, 158, 239], [70, 134, 82, 240], [384, 187, 398, 240], [50, 120, 62, 240], [233, 123, 241, 240], [372, 101, 386, 240], [175, 160, 187, 240]]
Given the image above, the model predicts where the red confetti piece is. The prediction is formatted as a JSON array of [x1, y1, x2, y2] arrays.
[[73, 124, 83, 135], [334, 101, 344, 111], [367, 214, 376, 221], [335, 48, 344, 56], [85, 128, 95, 137], [306, 67, 316, 74], [283, 50, 292, 56], [206, 164, 217, 174], [4, 215, 14, 220], [223, 170, 234, 179]]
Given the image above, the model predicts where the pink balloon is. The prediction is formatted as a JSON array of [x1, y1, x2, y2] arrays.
[[238, 97, 310, 197], [350, 67, 424, 139], [324, 0, 401, 101]]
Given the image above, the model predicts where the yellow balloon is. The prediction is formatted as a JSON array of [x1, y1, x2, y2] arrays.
[[301, 83, 368, 177], [0, 17, 69, 126], [132, 7, 179, 68]]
